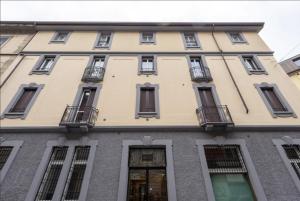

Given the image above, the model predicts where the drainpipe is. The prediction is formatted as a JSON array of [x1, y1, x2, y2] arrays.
[[0, 24, 37, 88], [211, 24, 249, 114]]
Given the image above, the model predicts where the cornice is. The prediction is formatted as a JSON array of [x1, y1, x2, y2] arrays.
[[0, 21, 264, 32], [1, 125, 300, 134]]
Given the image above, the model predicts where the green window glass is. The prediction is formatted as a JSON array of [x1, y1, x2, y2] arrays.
[[211, 174, 255, 201]]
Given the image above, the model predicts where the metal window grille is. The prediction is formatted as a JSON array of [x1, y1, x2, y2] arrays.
[[129, 148, 166, 168], [204, 145, 247, 174], [35, 147, 68, 201], [0, 146, 13, 170], [283, 145, 300, 179], [61, 146, 90, 201]]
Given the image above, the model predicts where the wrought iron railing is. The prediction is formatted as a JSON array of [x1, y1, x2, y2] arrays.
[[196, 105, 234, 127], [60, 105, 99, 127], [81, 66, 105, 82], [190, 66, 212, 82]]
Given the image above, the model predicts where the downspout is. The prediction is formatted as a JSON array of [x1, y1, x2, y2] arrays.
[[211, 24, 249, 114], [0, 23, 37, 88]]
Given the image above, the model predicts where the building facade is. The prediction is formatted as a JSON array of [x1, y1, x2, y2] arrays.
[[0, 21, 300, 201], [280, 54, 300, 90]]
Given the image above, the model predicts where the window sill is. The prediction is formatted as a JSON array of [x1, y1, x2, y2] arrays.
[[49, 40, 66, 43], [185, 46, 201, 49], [141, 41, 155, 44], [30, 70, 50, 75], [273, 111, 297, 118], [1, 113, 26, 120], [138, 71, 157, 75], [248, 70, 268, 75], [136, 112, 159, 119], [94, 46, 110, 49]]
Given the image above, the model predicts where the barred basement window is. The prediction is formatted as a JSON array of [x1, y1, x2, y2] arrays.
[[282, 145, 300, 179], [62, 146, 90, 201], [35, 147, 68, 201], [0, 146, 13, 170], [204, 145, 256, 201]]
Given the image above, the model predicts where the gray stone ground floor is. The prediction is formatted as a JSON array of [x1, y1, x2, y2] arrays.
[[1, 130, 300, 201]]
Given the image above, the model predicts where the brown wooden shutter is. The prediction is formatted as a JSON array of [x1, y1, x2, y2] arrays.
[[79, 88, 96, 121], [262, 88, 286, 111], [140, 88, 155, 112], [10, 88, 36, 113], [198, 88, 221, 122]]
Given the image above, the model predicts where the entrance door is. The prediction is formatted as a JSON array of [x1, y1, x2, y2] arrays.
[[75, 88, 96, 122], [198, 88, 221, 123], [128, 148, 168, 201]]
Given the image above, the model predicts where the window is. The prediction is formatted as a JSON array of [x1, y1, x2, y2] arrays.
[[50, 32, 70, 43], [228, 32, 247, 43], [94, 32, 112, 48], [0, 146, 13, 170], [136, 84, 159, 118], [0, 36, 10, 46], [293, 57, 300, 67], [26, 140, 97, 201], [182, 32, 200, 48], [82, 56, 106, 82], [128, 148, 167, 201], [282, 145, 300, 179], [31, 55, 59, 74], [117, 139, 177, 201], [204, 145, 256, 201], [138, 56, 157, 75], [1, 84, 44, 119], [240, 55, 266, 74], [189, 56, 212, 81], [273, 139, 300, 192], [255, 83, 296, 117], [35, 146, 68, 201], [35, 146, 90, 201], [196, 139, 267, 201], [140, 32, 155, 43], [0, 140, 23, 183]]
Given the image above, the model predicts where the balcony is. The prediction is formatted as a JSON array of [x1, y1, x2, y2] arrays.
[[196, 105, 234, 129], [190, 67, 212, 82], [81, 66, 105, 82], [60, 105, 99, 129]]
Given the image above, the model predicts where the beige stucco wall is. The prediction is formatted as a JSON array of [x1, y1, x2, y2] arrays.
[[23, 31, 271, 52], [0, 34, 32, 54], [0, 55, 16, 75], [290, 73, 300, 91], [1, 54, 300, 127]]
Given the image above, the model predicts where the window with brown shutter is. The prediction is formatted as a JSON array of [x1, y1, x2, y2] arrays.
[[261, 87, 286, 112], [140, 88, 155, 113], [136, 84, 159, 118], [9, 88, 37, 113]]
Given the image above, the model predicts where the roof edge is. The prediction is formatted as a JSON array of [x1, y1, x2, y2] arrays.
[[0, 21, 264, 32]]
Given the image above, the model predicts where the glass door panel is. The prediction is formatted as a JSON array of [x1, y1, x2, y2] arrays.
[[148, 169, 168, 201], [128, 169, 147, 201]]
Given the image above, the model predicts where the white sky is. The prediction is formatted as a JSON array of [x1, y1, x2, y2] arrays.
[[1, 1, 300, 61]]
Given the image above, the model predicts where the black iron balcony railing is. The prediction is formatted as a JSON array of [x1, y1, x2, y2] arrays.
[[196, 105, 234, 127], [82, 66, 105, 82], [60, 105, 99, 127], [190, 67, 212, 82]]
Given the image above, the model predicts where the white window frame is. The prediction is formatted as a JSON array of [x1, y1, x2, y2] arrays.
[[273, 138, 300, 192], [196, 138, 267, 201], [227, 32, 247, 44], [94, 32, 113, 49], [25, 138, 97, 201], [50, 31, 71, 43], [0, 140, 23, 183], [117, 138, 177, 201], [140, 32, 156, 44]]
